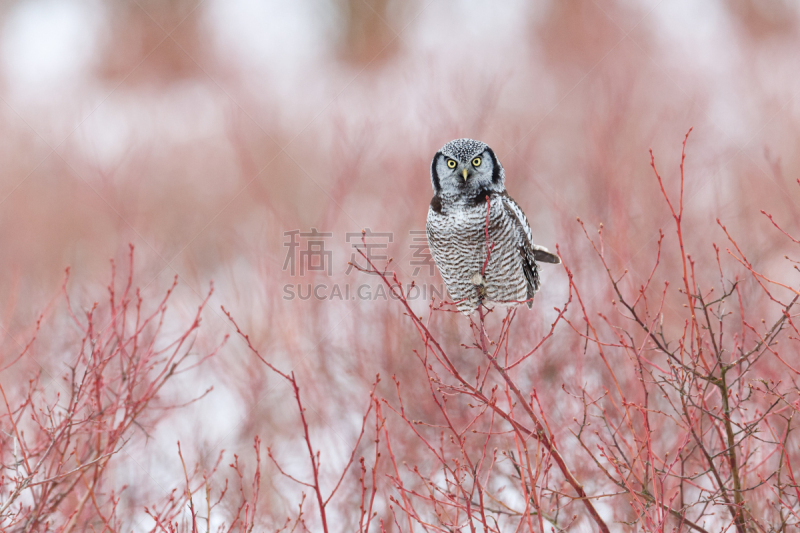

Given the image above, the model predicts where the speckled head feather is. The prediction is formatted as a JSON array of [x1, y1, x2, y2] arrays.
[[440, 138, 488, 162]]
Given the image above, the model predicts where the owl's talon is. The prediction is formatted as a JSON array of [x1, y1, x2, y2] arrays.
[[471, 273, 487, 302]]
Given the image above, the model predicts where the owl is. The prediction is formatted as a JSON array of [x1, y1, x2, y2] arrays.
[[426, 138, 560, 314]]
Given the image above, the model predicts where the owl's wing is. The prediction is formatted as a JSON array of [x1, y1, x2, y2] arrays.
[[501, 194, 560, 307], [501, 194, 561, 264]]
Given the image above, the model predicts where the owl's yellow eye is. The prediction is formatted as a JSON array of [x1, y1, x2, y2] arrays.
[[472, 157, 482, 167], [447, 159, 457, 169]]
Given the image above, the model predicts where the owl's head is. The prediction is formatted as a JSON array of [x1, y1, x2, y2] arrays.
[[430, 138, 505, 198]]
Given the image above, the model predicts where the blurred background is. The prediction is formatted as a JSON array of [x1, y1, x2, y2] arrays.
[[1, 0, 799, 529]]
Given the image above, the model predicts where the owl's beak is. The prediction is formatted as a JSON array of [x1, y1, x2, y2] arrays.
[[462, 168, 468, 180]]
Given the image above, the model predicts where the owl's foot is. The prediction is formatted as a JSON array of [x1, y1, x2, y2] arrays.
[[470, 273, 487, 306]]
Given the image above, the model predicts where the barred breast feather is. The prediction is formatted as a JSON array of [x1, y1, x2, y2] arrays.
[[426, 192, 541, 313]]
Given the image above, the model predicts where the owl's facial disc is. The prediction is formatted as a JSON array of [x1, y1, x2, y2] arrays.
[[431, 140, 505, 196]]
